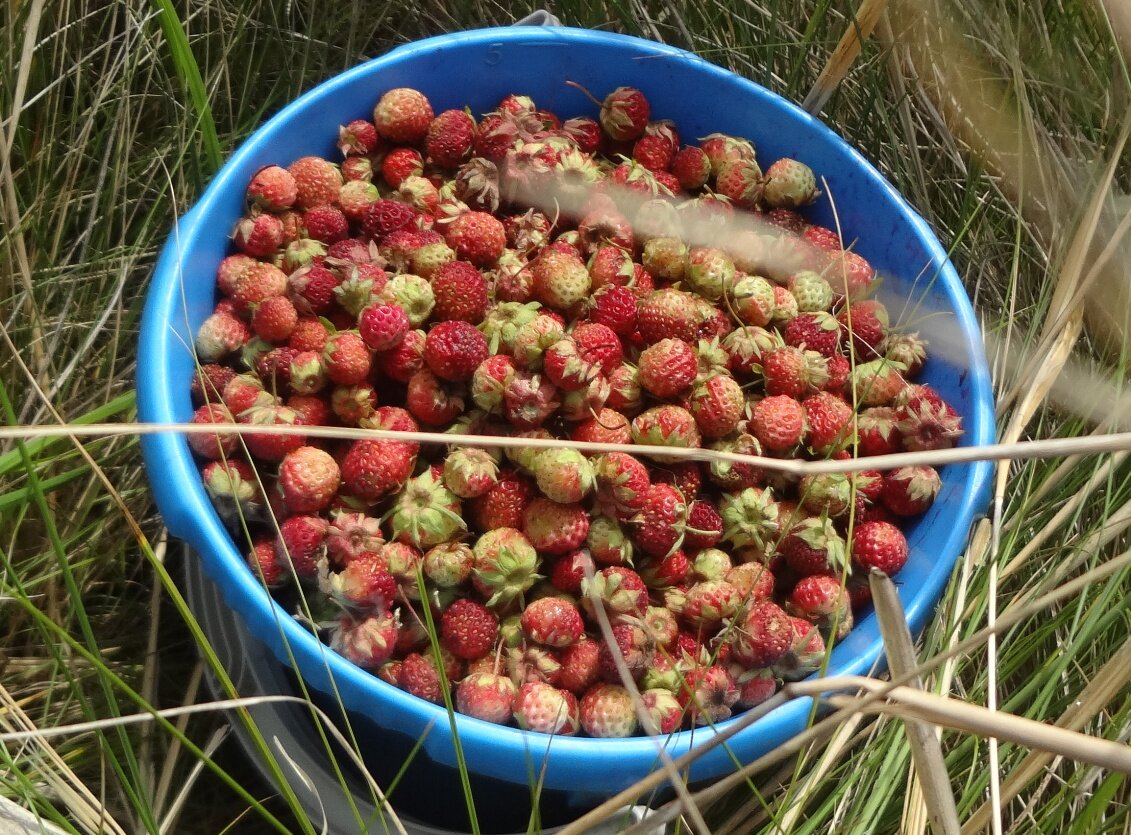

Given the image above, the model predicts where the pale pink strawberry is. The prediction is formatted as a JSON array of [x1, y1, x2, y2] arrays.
[[373, 87, 433, 144], [440, 447, 498, 499], [531, 249, 591, 310], [731, 273, 776, 327], [387, 469, 465, 550], [247, 165, 298, 210], [513, 682, 579, 735], [232, 213, 284, 257], [678, 664, 739, 725], [325, 510, 384, 566], [277, 445, 340, 513], [522, 597, 585, 648], [579, 683, 638, 738], [725, 562, 775, 602], [502, 372, 560, 429], [287, 155, 343, 210], [456, 672, 517, 724], [640, 688, 684, 733], [788, 574, 853, 639], [330, 611, 399, 669], [669, 580, 743, 630], [188, 403, 236, 460], [895, 397, 963, 452], [690, 548, 732, 582]]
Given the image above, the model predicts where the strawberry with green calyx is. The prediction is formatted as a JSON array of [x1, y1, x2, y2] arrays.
[[729, 273, 776, 328], [783, 311, 841, 358], [883, 331, 928, 376], [581, 565, 649, 623], [422, 541, 475, 588], [788, 270, 834, 313], [669, 580, 743, 630], [324, 509, 383, 567], [797, 472, 855, 518], [638, 549, 690, 590], [630, 404, 702, 457], [706, 433, 765, 493], [587, 514, 634, 566], [725, 561, 775, 602], [512, 314, 567, 371], [203, 458, 264, 525], [502, 372, 560, 430], [691, 548, 733, 582], [761, 344, 830, 399], [380, 273, 434, 327], [442, 447, 499, 499], [322, 549, 398, 613], [238, 403, 307, 462], [727, 600, 793, 668], [773, 616, 827, 680], [385, 469, 466, 550], [719, 486, 781, 553], [543, 337, 602, 391], [781, 514, 848, 576], [699, 133, 757, 177], [592, 452, 651, 520], [882, 465, 941, 516], [478, 301, 540, 356], [722, 324, 776, 379], [330, 611, 400, 670], [850, 358, 907, 407], [471, 527, 541, 607], [895, 397, 963, 452]]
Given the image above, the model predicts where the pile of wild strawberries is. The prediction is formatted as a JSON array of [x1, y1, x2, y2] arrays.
[[189, 83, 964, 738]]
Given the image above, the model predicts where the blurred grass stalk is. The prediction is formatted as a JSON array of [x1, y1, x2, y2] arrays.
[[2, 0, 1130, 833]]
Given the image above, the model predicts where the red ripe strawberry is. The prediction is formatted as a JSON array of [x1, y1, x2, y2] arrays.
[[543, 337, 600, 391], [856, 406, 901, 457], [425, 109, 477, 169], [440, 598, 499, 660], [638, 548, 690, 589], [555, 637, 599, 695], [783, 311, 841, 357], [882, 465, 941, 516], [523, 498, 589, 555], [337, 118, 380, 156], [572, 322, 623, 376], [191, 363, 238, 406], [247, 165, 298, 211], [363, 200, 420, 245], [803, 391, 854, 454], [380, 147, 424, 189], [288, 393, 330, 427], [248, 536, 286, 587], [592, 452, 651, 520], [513, 681, 579, 735], [677, 664, 739, 726], [341, 155, 374, 182], [456, 672, 516, 724], [689, 374, 745, 440], [329, 550, 398, 612], [188, 403, 236, 460], [630, 404, 702, 452], [802, 224, 841, 252], [699, 132, 756, 176], [286, 315, 331, 354], [685, 500, 724, 550], [636, 288, 704, 344], [548, 549, 596, 595], [837, 298, 888, 358], [423, 320, 489, 382], [651, 460, 702, 502], [287, 156, 343, 210], [373, 87, 433, 144], [430, 260, 488, 323], [399, 652, 445, 703], [570, 406, 630, 445], [340, 439, 417, 503], [765, 207, 809, 235], [633, 482, 688, 558], [632, 133, 674, 172], [467, 468, 535, 532], [580, 683, 638, 738], [251, 295, 298, 343], [638, 338, 697, 399], [379, 328, 426, 383], [895, 397, 963, 452], [278, 445, 340, 513], [670, 145, 711, 190], [851, 520, 909, 575], [749, 394, 805, 452], [357, 302, 409, 352], [275, 514, 328, 580], [595, 622, 651, 682], [762, 344, 829, 398], [522, 597, 585, 648], [729, 600, 793, 668], [287, 263, 340, 315], [330, 611, 399, 670], [443, 211, 506, 267], [596, 86, 650, 141], [581, 565, 648, 622], [788, 574, 853, 636], [587, 245, 635, 289], [560, 115, 601, 152], [302, 204, 349, 244], [239, 404, 307, 462], [321, 331, 371, 385], [231, 261, 288, 314], [405, 368, 465, 425], [588, 285, 638, 336]]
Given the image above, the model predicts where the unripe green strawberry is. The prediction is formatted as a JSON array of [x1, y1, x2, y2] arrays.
[[641, 237, 688, 282], [386, 469, 466, 549], [423, 541, 475, 587], [580, 683, 638, 738], [513, 681, 579, 735], [731, 273, 776, 327], [381, 273, 435, 327], [442, 447, 499, 498], [531, 448, 595, 504], [472, 527, 541, 607], [762, 158, 819, 208], [788, 270, 834, 312], [586, 514, 634, 566], [720, 487, 781, 554], [685, 246, 735, 301]]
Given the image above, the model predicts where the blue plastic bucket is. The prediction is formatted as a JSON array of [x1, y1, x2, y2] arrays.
[[138, 25, 995, 828]]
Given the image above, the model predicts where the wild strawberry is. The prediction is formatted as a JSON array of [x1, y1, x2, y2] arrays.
[[851, 520, 910, 576], [585, 515, 633, 566], [379, 328, 426, 383], [275, 514, 328, 580], [639, 237, 687, 283], [570, 406, 631, 445], [591, 452, 651, 520], [630, 405, 702, 455], [771, 284, 800, 327], [287, 156, 343, 210], [638, 338, 697, 399], [823, 249, 876, 299], [548, 550, 595, 596], [387, 468, 465, 550], [895, 398, 963, 452], [354, 302, 407, 353], [882, 465, 941, 516], [883, 331, 927, 376], [337, 118, 380, 156], [543, 337, 602, 391], [340, 439, 417, 503], [762, 344, 829, 398], [682, 500, 723, 551], [320, 330, 370, 385], [231, 261, 288, 314], [471, 527, 540, 606], [507, 643, 564, 686], [513, 682, 579, 735], [588, 285, 639, 337], [577, 683, 638, 738], [467, 469, 534, 532], [399, 652, 446, 703], [728, 600, 793, 668], [670, 580, 743, 631], [772, 617, 827, 680], [588, 85, 648, 142], [714, 160, 763, 209], [325, 549, 398, 612], [802, 391, 854, 455], [422, 541, 475, 588], [798, 471, 855, 518], [581, 565, 648, 623], [501, 372, 560, 429], [380, 147, 424, 189], [456, 672, 517, 724], [247, 535, 286, 587], [725, 561, 775, 602], [749, 394, 805, 452], [427, 260, 488, 324], [781, 515, 847, 575], [277, 445, 340, 514], [531, 249, 591, 311], [423, 320, 489, 382], [605, 362, 643, 415], [678, 664, 739, 726], [441, 447, 499, 499], [439, 598, 499, 661], [531, 448, 595, 504], [361, 198, 418, 241], [670, 145, 711, 190], [762, 158, 818, 208], [523, 498, 589, 556], [856, 406, 901, 457], [425, 109, 476, 169], [651, 460, 702, 502], [636, 288, 703, 344], [324, 510, 384, 567], [442, 211, 506, 268], [595, 622, 652, 683], [577, 207, 635, 255], [301, 204, 349, 244], [247, 165, 298, 211], [251, 295, 298, 343], [850, 359, 907, 407], [730, 273, 776, 327], [632, 482, 688, 558], [522, 597, 585, 648], [719, 487, 780, 555], [699, 133, 756, 176], [239, 403, 307, 462], [373, 87, 433, 144], [640, 688, 684, 733], [231, 213, 285, 257], [331, 611, 399, 669], [188, 403, 236, 460], [783, 311, 841, 358], [788, 574, 853, 638]]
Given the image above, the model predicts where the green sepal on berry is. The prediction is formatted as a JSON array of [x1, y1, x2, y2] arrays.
[[384, 469, 467, 550]]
